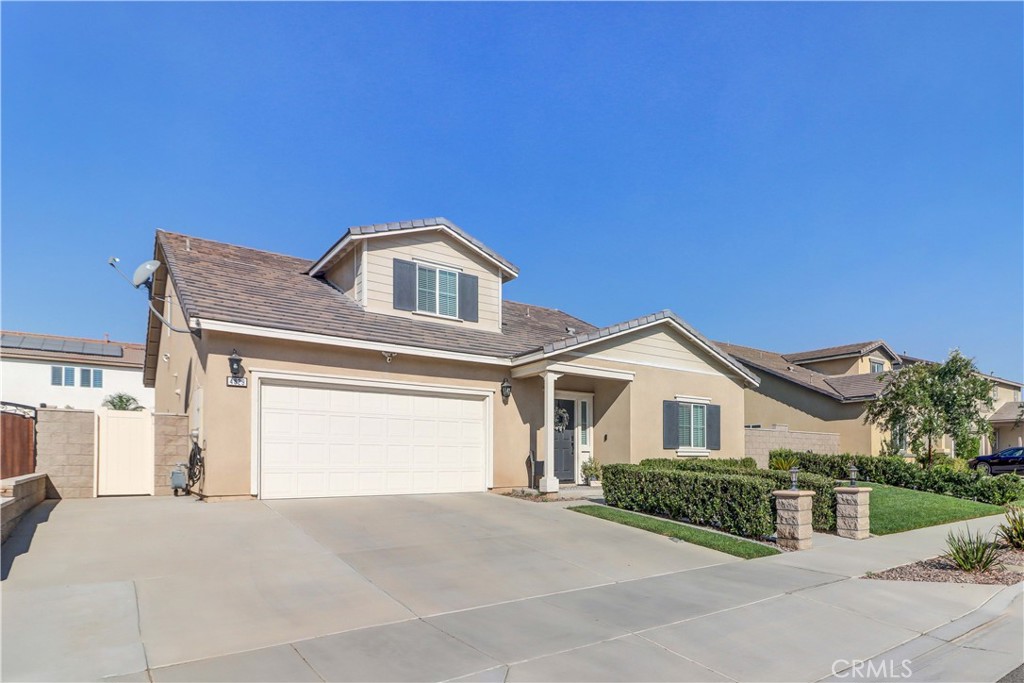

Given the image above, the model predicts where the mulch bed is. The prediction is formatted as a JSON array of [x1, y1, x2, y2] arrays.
[[865, 549, 1024, 586]]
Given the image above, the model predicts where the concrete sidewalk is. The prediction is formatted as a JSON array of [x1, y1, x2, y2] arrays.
[[2, 497, 1021, 682]]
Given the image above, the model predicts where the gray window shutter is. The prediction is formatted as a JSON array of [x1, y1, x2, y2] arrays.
[[663, 400, 680, 450], [458, 273, 479, 322], [707, 404, 721, 451], [393, 259, 416, 311]]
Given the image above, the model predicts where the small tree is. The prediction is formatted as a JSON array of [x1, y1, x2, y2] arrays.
[[102, 392, 145, 411], [865, 350, 992, 468]]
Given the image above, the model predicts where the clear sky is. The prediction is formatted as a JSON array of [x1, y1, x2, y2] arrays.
[[3, 2, 1021, 380]]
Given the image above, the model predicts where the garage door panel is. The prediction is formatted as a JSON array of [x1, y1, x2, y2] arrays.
[[261, 383, 488, 499]]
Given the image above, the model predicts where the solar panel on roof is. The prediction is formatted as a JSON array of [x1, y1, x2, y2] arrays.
[[19, 337, 45, 351], [0, 334, 124, 357], [63, 340, 86, 353]]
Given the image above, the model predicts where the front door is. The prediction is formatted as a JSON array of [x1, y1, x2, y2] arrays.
[[553, 398, 576, 482]]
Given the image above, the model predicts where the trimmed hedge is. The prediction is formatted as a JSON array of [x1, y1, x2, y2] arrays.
[[769, 449, 1024, 505], [602, 464, 774, 538], [640, 458, 837, 531]]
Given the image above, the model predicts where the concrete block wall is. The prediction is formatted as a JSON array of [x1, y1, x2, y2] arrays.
[[745, 425, 840, 466], [1, 473, 48, 542], [154, 414, 190, 495], [35, 408, 95, 499]]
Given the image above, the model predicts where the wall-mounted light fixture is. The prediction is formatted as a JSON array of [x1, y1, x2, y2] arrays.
[[500, 378, 512, 399], [228, 350, 243, 377]]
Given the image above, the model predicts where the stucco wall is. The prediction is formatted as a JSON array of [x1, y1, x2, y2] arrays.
[[800, 357, 860, 377], [1, 358, 153, 410], [742, 374, 881, 455], [35, 408, 95, 498], [994, 423, 1024, 450], [744, 426, 840, 466]]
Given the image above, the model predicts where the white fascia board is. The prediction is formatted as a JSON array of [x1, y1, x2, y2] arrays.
[[513, 318, 759, 387], [511, 360, 634, 381], [193, 318, 511, 367], [308, 225, 518, 280]]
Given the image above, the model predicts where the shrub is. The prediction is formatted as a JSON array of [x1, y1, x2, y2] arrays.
[[581, 456, 603, 482], [933, 456, 969, 473], [997, 505, 1024, 550], [602, 464, 774, 538], [769, 452, 800, 471], [640, 458, 837, 531], [944, 528, 1003, 573], [767, 449, 1024, 504]]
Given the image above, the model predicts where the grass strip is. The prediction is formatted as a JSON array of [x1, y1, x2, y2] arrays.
[[569, 504, 779, 559], [866, 482, 1004, 535]]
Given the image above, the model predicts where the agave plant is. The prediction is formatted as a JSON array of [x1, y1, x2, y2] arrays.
[[101, 392, 145, 411], [997, 505, 1024, 550], [769, 452, 800, 471], [944, 527, 1003, 573]]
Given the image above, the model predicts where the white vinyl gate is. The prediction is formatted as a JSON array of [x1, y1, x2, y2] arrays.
[[96, 408, 155, 496], [259, 382, 488, 499]]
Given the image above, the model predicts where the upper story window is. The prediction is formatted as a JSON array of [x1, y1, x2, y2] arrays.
[[869, 359, 885, 373], [416, 264, 459, 318], [991, 385, 1000, 400], [393, 258, 479, 323], [51, 366, 103, 388]]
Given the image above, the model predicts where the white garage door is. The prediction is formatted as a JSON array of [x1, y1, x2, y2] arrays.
[[259, 382, 488, 499]]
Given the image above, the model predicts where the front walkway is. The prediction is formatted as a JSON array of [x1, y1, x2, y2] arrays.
[[2, 495, 1021, 682]]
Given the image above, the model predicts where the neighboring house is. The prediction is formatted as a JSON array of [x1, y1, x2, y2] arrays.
[[144, 218, 759, 500], [988, 402, 1024, 452], [716, 339, 1023, 457], [1, 331, 153, 410]]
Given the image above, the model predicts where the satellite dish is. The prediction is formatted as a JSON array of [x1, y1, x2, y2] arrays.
[[132, 260, 162, 287]]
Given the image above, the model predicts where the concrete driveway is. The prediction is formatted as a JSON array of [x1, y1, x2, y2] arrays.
[[3, 494, 1020, 682], [2, 492, 736, 681]]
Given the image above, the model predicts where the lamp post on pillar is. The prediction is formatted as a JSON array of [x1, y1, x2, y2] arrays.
[[539, 371, 563, 493]]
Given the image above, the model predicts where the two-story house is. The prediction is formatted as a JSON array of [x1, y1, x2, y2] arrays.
[[144, 218, 760, 500], [717, 339, 1022, 457], [1, 331, 153, 410]]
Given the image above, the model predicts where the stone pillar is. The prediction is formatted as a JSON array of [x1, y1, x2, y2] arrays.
[[835, 487, 871, 540], [773, 490, 815, 550], [539, 371, 563, 493]]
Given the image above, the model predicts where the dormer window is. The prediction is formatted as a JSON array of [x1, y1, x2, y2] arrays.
[[393, 258, 479, 323], [417, 264, 459, 318], [870, 359, 885, 373]]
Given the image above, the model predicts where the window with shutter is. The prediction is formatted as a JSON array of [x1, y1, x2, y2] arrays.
[[64, 367, 75, 387], [438, 269, 459, 317], [672, 401, 718, 452], [81, 369, 91, 387], [51, 366, 62, 386], [93, 369, 104, 388], [692, 404, 706, 448], [414, 263, 461, 318]]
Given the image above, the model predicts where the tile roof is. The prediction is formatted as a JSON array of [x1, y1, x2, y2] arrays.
[[1, 331, 145, 368], [715, 342, 850, 400], [823, 372, 890, 401], [989, 402, 1024, 423], [899, 354, 1022, 388], [784, 340, 894, 363], [311, 217, 519, 277], [156, 231, 593, 358]]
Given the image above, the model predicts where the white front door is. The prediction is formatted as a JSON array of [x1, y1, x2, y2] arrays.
[[96, 408, 155, 496], [259, 382, 489, 499]]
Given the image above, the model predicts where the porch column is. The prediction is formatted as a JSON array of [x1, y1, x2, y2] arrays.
[[539, 371, 562, 493]]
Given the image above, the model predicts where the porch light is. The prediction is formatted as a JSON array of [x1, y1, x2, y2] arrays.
[[500, 378, 512, 399], [848, 463, 859, 487], [789, 466, 800, 491], [228, 350, 243, 377]]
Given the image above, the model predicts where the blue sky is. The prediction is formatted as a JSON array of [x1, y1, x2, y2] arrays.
[[3, 2, 1021, 380]]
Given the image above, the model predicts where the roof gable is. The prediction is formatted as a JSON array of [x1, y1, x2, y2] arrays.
[[309, 217, 519, 281], [784, 340, 899, 364]]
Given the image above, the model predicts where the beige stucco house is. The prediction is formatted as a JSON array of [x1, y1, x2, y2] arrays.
[[716, 339, 1022, 457], [143, 218, 759, 500]]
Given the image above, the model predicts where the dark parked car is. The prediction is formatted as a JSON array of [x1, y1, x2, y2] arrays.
[[968, 447, 1024, 475]]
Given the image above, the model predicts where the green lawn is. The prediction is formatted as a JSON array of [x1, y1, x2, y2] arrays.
[[865, 482, 1005, 535], [569, 505, 779, 559]]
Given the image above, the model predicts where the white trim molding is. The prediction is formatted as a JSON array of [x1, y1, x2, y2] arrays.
[[193, 318, 512, 367], [511, 360, 634, 382], [674, 394, 711, 404]]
